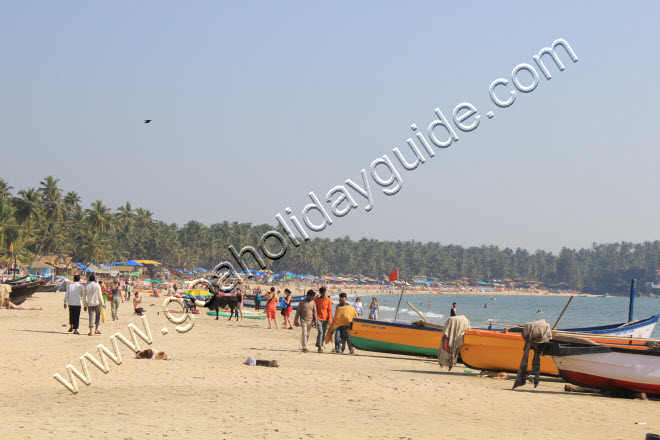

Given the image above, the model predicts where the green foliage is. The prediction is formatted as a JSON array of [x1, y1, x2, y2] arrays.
[[1, 177, 659, 295]]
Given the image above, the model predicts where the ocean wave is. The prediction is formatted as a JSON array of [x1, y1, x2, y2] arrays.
[[379, 306, 444, 320]]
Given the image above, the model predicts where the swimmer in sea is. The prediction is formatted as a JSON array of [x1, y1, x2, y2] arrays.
[[537, 309, 542, 314], [484, 303, 488, 308], [428, 301, 431, 307]]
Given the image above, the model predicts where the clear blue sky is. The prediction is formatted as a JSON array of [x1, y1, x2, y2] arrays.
[[2, 1, 659, 252]]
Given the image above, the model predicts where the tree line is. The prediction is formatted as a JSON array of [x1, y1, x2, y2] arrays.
[[1, 176, 659, 295]]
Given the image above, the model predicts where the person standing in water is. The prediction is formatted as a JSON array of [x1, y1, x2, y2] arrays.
[[353, 297, 363, 317], [368, 297, 379, 320], [450, 302, 457, 317]]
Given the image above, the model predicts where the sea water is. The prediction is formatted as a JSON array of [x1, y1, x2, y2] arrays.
[[331, 294, 660, 339]]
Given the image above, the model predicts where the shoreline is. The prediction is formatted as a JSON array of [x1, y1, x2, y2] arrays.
[[2, 292, 657, 439]]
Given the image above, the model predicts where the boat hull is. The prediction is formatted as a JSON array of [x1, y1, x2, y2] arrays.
[[350, 314, 659, 373], [206, 310, 266, 320], [349, 319, 442, 357], [9, 279, 48, 305], [460, 327, 655, 376], [549, 345, 660, 394], [460, 329, 560, 375]]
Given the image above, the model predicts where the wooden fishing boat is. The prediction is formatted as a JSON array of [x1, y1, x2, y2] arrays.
[[9, 278, 48, 305], [560, 316, 659, 338], [544, 342, 660, 394], [205, 310, 266, 320], [459, 318, 659, 376], [5, 275, 29, 285], [349, 314, 660, 362], [37, 282, 64, 293], [349, 319, 443, 357]]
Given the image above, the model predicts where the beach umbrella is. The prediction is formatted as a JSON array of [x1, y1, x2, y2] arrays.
[[125, 260, 144, 267], [134, 260, 161, 266]]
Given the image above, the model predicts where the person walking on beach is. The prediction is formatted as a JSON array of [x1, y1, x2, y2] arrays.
[[110, 280, 124, 321], [64, 274, 83, 334], [265, 287, 279, 329], [125, 281, 131, 300], [99, 280, 108, 310], [83, 274, 104, 336], [353, 296, 363, 317], [314, 286, 333, 353], [294, 290, 317, 352], [331, 293, 355, 354], [368, 297, 379, 320], [450, 302, 457, 317], [282, 288, 294, 329]]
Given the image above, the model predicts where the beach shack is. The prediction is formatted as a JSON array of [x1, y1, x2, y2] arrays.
[[28, 260, 53, 277]]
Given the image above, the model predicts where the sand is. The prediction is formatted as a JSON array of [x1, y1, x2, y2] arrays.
[[1, 291, 658, 440]]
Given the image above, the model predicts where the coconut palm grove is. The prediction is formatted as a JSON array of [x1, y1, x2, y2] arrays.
[[1, 176, 659, 295]]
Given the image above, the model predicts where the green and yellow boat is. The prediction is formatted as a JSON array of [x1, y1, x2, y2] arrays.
[[349, 318, 443, 357]]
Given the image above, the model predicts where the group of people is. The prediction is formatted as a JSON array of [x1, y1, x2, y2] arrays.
[[289, 287, 386, 354], [259, 287, 295, 329], [63, 274, 146, 335]]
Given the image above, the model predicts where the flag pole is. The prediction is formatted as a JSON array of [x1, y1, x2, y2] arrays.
[[10, 242, 15, 280], [393, 270, 404, 322]]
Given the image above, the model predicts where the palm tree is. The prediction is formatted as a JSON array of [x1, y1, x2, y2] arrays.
[[135, 207, 153, 227], [33, 176, 66, 263], [116, 201, 135, 225], [0, 178, 13, 200], [63, 191, 82, 214], [0, 198, 18, 253], [79, 232, 112, 265], [13, 188, 41, 236], [85, 200, 114, 234]]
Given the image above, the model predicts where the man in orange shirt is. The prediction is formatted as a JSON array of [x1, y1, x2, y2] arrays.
[[314, 286, 333, 353]]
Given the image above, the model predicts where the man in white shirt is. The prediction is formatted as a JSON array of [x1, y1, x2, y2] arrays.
[[63, 274, 84, 334], [83, 274, 104, 336]]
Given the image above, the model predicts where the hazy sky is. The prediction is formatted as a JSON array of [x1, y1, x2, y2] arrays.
[[2, 2, 659, 253]]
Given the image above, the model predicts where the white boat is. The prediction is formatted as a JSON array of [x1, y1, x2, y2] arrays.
[[545, 343, 660, 394]]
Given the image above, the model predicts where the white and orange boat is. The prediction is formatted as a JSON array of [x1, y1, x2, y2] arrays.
[[459, 327, 653, 376], [545, 342, 660, 394]]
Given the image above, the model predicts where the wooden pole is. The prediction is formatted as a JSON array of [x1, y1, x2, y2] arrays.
[[394, 288, 404, 322], [406, 301, 428, 322], [552, 295, 574, 330]]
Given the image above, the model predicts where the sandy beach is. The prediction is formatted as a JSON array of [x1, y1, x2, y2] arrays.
[[1, 291, 658, 440]]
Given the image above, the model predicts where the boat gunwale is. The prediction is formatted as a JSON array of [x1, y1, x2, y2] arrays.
[[352, 318, 444, 332]]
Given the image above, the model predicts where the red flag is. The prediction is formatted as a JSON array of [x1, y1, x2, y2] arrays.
[[388, 269, 399, 283], [9, 242, 13, 253]]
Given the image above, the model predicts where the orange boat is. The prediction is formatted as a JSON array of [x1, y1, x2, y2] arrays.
[[459, 328, 650, 376]]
